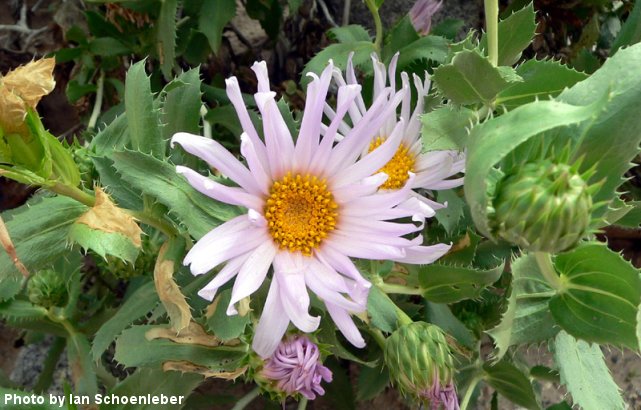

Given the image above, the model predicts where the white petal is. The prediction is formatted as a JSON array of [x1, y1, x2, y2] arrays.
[[197, 253, 251, 301], [252, 279, 290, 358], [227, 241, 277, 315], [326, 302, 366, 348]]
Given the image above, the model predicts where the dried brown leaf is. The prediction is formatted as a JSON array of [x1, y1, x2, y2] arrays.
[[145, 322, 223, 347], [1, 58, 56, 108], [154, 241, 192, 333], [0, 214, 29, 277], [162, 360, 247, 380], [0, 87, 28, 134], [76, 187, 142, 247]]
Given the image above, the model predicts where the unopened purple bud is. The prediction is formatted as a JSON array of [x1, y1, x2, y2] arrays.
[[260, 335, 333, 400], [409, 0, 443, 35], [422, 377, 460, 410]]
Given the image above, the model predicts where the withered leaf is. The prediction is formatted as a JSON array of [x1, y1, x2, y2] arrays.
[[162, 360, 247, 380], [154, 241, 192, 333]]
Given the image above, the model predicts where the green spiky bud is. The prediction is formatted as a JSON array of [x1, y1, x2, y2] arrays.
[[71, 145, 97, 189], [384, 322, 458, 407], [27, 269, 68, 308], [490, 159, 594, 253]]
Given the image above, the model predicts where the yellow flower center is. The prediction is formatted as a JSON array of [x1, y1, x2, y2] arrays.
[[264, 173, 338, 256], [368, 137, 416, 190]]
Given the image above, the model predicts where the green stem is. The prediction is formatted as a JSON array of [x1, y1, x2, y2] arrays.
[[533, 252, 562, 291], [377, 285, 413, 326], [87, 70, 105, 131], [365, 0, 383, 52], [231, 387, 260, 410], [484, 0, 499, 66], [33, 337, 65, 393], [460, 375, 482, 410], [369, 328, 387, 349], [297, 397, 308, 410], [377, 282, 422, 296]]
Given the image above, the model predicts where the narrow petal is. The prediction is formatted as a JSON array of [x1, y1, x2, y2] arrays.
[[326, 303, 366, 348], [176, 166, 263, 210], [251, 61, 271, 93], [254, 92, 295, 177], [274, 253, 321, 332], [240, 133, 270, 194], [227, 241, 277, 315], [172, 133, 262, 194], [305, 268, 363, 312], [325, 235, 406, 260], [197, 252, 251, 301], [391, 243, 451, 264], [332, 173, 388, 204], [252, 279, 290, 358]]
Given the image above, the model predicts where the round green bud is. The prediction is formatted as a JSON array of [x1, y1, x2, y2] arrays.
[[490, 160, 592, 253], [27, 269, 68, 308], [384, 322, 456, 405]]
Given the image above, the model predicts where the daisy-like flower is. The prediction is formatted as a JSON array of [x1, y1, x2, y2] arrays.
[[324, 53, 465, 220], [260, 335, 332, 400], [171, 60, 450, 358]]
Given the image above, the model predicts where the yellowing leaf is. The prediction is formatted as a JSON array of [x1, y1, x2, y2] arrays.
[[162, 360, 247, 380], [145, 322, 229, 347], [0, 214, 29, 277], [76, 188, 142, 247], [0, 58, 55, 134], [154, 241, 192, 333]]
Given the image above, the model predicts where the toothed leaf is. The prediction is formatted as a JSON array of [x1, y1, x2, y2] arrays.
[[417, 262, 504, 303], [420, 106, 475, 153], [205, 288, 250, 342], [198, 0, 236, 55], [157, 0, 177, 80], [480, 2, 537, 66], [483, 360, 540, 410]]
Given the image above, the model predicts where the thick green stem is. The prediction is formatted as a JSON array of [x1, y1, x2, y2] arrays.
[[460, 375, 482, 410], [231, 387, 260, 410], [376, 285, 413, 326], [534, 252, 563, 291], [484, 0, 499, 66], [369, 328, 387, 349], [377, 282, 422, 296], [365, 0, 383, 52], [87, 70, 105, 131], [297, 397, 308, 410]]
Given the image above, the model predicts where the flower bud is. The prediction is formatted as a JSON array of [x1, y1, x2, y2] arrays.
[[27, 269, 67, 308], [409, 0, 443, 36], [490, 160, 593, 253], [384, 322, 459, 409], [255, 335, 332, 401]]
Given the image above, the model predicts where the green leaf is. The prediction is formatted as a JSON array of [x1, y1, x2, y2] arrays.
[[161, 68, 202, 141], [464, 99, 606, 240], [614, 201, 641, 228], [480, 3, 537, 66], [103, 368, 203, 410], [356, 363, 389, 401], [435, 190, 465, 234], [496, 59, 588, 109], [558, 43, 641, 211], [125, 61, 164, 158], [611, 0, 641, 55], [199, 0, 236, 54], [90, 113, 129, 156], [486, 253, 558, 361], [67, 332, 98, 397], [205, 289, 249, 342], [69, 223, 139, 263], [394, 35, 449, 70], [425, 302, 475, 348], [550, 242, 641, 349], [0, 299, 48, 323], [157, 0, 178, 79], [367, 286, 398, 333], [420, 106, 475, 152], [88, 37, 130, 56], [0, 196, 86, 281], [553, 331, 625, 410], [418, 262, 504, 303], [91, 279, 159, 362], [114, 325, 246, 370], [302, 41, 376, 85], [329, 25, 371, 43], [91, 156, 143, 210], [483, 360, 540, 410], [110, 150, 241, 239], [432, 50, 511, 105]]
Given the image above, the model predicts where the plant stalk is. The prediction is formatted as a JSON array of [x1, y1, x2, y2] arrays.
[[533, 252, 563, 291], [231, 387, 260, 410], [87, 70, 105, 131], [365, 0, 383, 52], [484, 0, 499, 66], [460, 375, 482, 410]]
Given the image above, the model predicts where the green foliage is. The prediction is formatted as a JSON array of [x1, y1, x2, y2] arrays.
[[109, 150, 241, 239], [483, 360, 540, 410], [205, 289, 249, 342], [367, 286, 399, 333], [303, 42, 377, 85], [329, 25, 371, 43], [157, 0, 178, 79], [125, 61, 164, 158], [356, 363, 389, 401], [66, 332, 98, 397], [480, 3, 537, 66], [611, 0, 641, 55], [418, 262, 504, 303], [199, 0, 236, 55], [550, 242, 641, 349], [553, 331, 625, 410], [69, 223, 139, 264], [421, 106, 475, 153], [432, 50, 518, 105]]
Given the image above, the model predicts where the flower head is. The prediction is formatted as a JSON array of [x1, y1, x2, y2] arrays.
[[259, 335, 332, 400], [409, 0, 443, 36], [172, 60, 450, 358], [326, 53, 465, 221]]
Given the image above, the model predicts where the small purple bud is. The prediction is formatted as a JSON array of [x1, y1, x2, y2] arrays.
[[409, 0, 443, 36], [260, 335, 333, 400], [422, 376, 460, 410]]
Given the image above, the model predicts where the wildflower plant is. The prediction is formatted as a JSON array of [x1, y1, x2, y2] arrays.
[[0, 0, 640, 409]]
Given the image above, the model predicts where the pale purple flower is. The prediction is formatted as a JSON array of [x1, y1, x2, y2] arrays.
[[171, 60, 450, 358], [422, 378, 460, 410], [325, 53, 465, 221], [410, 0, 443, 36], [261, 335, 332, 400]]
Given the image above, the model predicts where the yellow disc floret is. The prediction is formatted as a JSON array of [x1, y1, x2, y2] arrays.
[[369, 137, 416, 190], [264, 173, 338, 256]]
